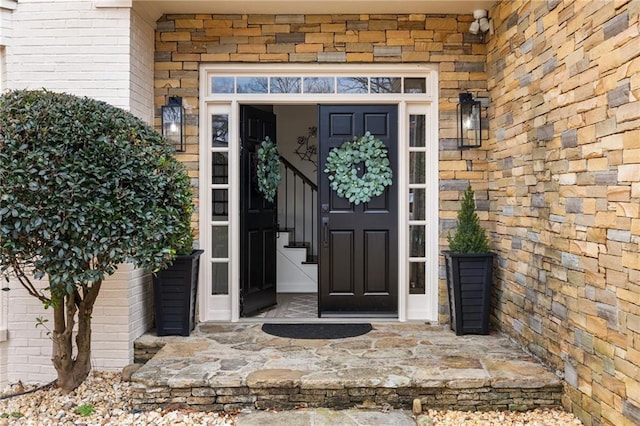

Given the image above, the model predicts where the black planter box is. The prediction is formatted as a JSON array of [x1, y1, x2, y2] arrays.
[[153, 249, 204, 336], [443, 251, 495, 335]]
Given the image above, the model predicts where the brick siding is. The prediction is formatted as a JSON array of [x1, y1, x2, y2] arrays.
[[130, 6, 156, 125], [0, 1, 157, 389], [0, 264, 153, 386], [6, 1, 134, 110]]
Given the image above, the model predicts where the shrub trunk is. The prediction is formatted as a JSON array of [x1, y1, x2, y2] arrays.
[[51, 281, 101, 393]]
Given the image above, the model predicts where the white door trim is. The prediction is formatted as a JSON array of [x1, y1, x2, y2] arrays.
[[199, 63, 439, 323]]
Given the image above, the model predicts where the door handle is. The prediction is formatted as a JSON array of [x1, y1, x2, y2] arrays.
[[322, 217, 329, 247]]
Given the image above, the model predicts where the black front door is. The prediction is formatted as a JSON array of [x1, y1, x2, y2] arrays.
[[240, 105, 278, 316], [318, 105, 398, 317]]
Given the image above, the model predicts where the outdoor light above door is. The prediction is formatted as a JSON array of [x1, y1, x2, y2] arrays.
[[457, 93, 484, 149], [469, 9, 491, 35], [162, 96, 185, 152]]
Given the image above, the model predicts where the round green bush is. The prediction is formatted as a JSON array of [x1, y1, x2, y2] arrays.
[[0, 90, 193, 296]]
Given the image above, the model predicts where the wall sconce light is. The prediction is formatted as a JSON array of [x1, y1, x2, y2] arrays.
[[161, 96, 185, 152], [469, 9, 491, 35], [457, 93, 486, 149]]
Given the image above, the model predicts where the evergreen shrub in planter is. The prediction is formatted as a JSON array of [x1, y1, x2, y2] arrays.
[[443, 186, 494, 335]]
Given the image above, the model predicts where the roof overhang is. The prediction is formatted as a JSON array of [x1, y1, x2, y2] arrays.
[[124, 0, 497, 18]]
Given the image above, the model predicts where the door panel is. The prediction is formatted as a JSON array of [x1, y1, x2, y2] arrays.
[[364, 231, 389, 293], [318, 105, 398, 316], [240, 106, 278, 316], [329, 231, 354, 294]]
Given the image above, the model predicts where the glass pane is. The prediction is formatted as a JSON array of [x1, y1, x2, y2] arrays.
[[410, 152, 426, 184], [409, 262, 425, 295], [337, 77, 368, 93], [237, 77, 268, 93], [370, 77, 401, 93], [212, 262, 228, 295], [211, 226, 228, 258], [410, 225, 425, 257], [404, 78, 426, 93], [270, 77, 301, 93], [409, 115, 426, 147], [211, 76, 234, 94], [304, 77, 334, 93], [162, 106, 182, 148], [212, 189, 228, 220], [409, 188, 426, 221], [212, 115, 228, 147], [212, 152, 228, 184]]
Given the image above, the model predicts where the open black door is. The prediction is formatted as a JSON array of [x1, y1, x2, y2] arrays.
[[318, 105, 398, 317], [240, 105, 278, 316]]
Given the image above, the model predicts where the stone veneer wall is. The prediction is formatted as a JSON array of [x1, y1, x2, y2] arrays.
[[154, 13, 490, 324], [486, 1, 640, 425], [133, 383, 563, 413]]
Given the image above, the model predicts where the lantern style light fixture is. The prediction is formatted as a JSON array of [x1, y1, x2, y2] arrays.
[[161, 96, 185, 152], [457, 93, 485, 149]]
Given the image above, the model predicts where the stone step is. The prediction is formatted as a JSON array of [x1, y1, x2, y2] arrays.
[[131, 323, 563, 413]]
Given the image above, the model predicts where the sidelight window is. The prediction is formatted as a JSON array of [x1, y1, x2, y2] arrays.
[[210, 112, 230, 295], [408, 112, 428, 295]]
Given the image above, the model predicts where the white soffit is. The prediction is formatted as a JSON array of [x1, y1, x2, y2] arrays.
[[131, 0, 497, 15]]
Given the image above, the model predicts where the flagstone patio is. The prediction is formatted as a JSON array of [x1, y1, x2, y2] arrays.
[[130, 323, 564, 413]]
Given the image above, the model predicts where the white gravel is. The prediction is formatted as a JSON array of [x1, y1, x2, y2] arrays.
[[0, 372, 582, 425], [424, 408, 583, 425]]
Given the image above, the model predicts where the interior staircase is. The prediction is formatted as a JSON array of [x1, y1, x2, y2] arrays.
[[276, 230, 317, 293], [277, 157, 318, 293]]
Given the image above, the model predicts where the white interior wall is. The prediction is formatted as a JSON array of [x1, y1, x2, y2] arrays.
[[274, 105, 318, 252], [274, 105, 318, 184]]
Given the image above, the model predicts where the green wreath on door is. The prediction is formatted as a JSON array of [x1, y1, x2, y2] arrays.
[[324, 132, 392, 205], [256, 136, 281, 203]]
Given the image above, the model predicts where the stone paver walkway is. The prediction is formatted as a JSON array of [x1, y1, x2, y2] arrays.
[[235, 408, 418, 425], [131, 323, 563, 412]]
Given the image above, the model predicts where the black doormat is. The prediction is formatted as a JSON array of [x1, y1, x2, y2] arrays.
[[261, 323, 372, 339]]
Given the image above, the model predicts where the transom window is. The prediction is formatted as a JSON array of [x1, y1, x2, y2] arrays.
[[210, 75, 428, 95]]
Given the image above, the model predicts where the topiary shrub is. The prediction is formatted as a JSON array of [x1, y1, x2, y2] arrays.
[[447, 185, 490, 253], [0, 89, 194, 392]]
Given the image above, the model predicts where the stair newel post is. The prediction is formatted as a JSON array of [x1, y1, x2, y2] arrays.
[[311, 188, 316, 261], [293, 175, 298, 243], [302, 181, 306, 250], [284, 163, 289, 231]]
